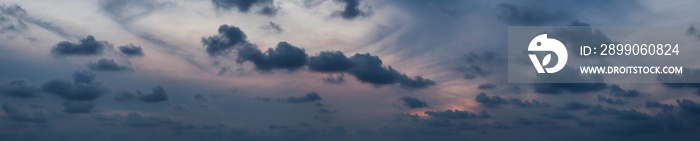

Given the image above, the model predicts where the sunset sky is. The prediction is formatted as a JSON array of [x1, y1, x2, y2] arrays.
[[1, 0, 700, 141]]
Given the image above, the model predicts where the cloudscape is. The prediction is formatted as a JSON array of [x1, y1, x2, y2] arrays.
[[1, 0, 700, 141]]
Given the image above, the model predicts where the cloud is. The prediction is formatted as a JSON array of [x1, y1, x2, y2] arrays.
[[509, 98, 550, 108], [398, 96, 428, 109], [424, 109, 491, 119], [0, 78, 40, 98], [597, 95, 627, 106], [211, 0, 278, 16], [534, 83, 608, 95], [41, 71, 109, 101], [645, 101, 674, 113], [2, 104, 47, 123], [608, 85, 641, 98], [322, 74, 346, 84], [202, 24, 249, 56], [260, 21, 283, 33], [282, 92, 322, 103], [0, 4, 78, 39], [496, 3, 569, 26], [308, 51, 354, 72], [236, 42, 308, 71], [50, 35, 111, 57], [475, 93, 508, 108], [333, 0, 368, 20], [87, 58, 132, 71], [62, 101, 95, 114], [348, 53, 435, 88], [477, 83, 496, 90], [137, 86, 169, 103], [457, 52, 496, 79], [676, 99, 700, 117], [99, 0, 173, 22], [118, 44, 145, 57], [561, 101, 591, 111], [539, 112, 577, 120], [686, 25, 700, 40]]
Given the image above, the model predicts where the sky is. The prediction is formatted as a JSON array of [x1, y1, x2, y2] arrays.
[[1, 0, 700, 141]]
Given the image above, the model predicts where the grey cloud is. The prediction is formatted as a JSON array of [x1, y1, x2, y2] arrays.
[[496, 3, 569, 26], [2, 104, 47, 123], [587, 106, 651, 120], [260, 21, 283, 33], [51, 35, 111, 57], [211, 0, 278, 16], [0, 4, 78, 39], [62, 101, 95, 114], [686, 25, 700, 40], [202, 24, 249, 56], [41, 71, 109, 101], [676, 99, 700, 117], [424, 109, 491, 119], [322, 74, 345, 84], [99, 0, 173, 22], [236, 42, 308, 71], [561, 101, 591, 111], [137, 86, 169, 103], [477, 83, 496, 90], [609, 85, 641, 98], [539, 112, 577, 120], [597, 95, 627, 106], [398, 96, 428, 109], [348, 53, 435, 88], [308, 51, 354, 72], [458, 52, 496, 79], [509, 98, 550, 108], [87, 58, 131, 71], [118, 44, 144, 57], [534, 83, 608, 95], [282, 92, 322, 103], [333, 0, 368, 20], [645, 101, 674, 113], [475, 93, 508, 108], [0, 78, 40, 98]]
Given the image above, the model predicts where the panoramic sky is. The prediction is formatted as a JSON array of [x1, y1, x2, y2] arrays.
[[1, 0, 700, 141]]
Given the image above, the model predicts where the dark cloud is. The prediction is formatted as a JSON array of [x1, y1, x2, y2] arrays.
[[322, 74, 346, 84], [308, 51, 354, 72], [676, 99, 700, 117], [475, 93, 508, 108], [41, 71, 109, 101], [496, 3, 569, 25], [424, 109, 491, 119], [211, 0, 278, 16], [608, 85, 641, 98], [0, 4, 78, 38], [586, 106, 650, 120], [260, 21, 283, 33], [333, 0, 368, 20], [561, 101, 591, 111], [686, 25, 700, 40], [236, 42, 308, 71], [0, 78, 40, 98], [534, 83, 608, 95], [348, 53, 435, 88], [457, 52, 496, 79], [87, 58, 132, 71], [137, 86, 169, 103], [282, 92, 322, 103], [51, 35, 111, 57], [597, 95, 627, 106], [202, 24, 249, 56], [645, 101, 674, 113], [398, 96, 428, 109], [2, 104, 47, 123], [509, 98, 550, 108], [118, 44, 144, 57], [477, 83, 496, 90], [539, 112, 577, 120], [114, 91, 136, 101], [62, 101, 95, 114]]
